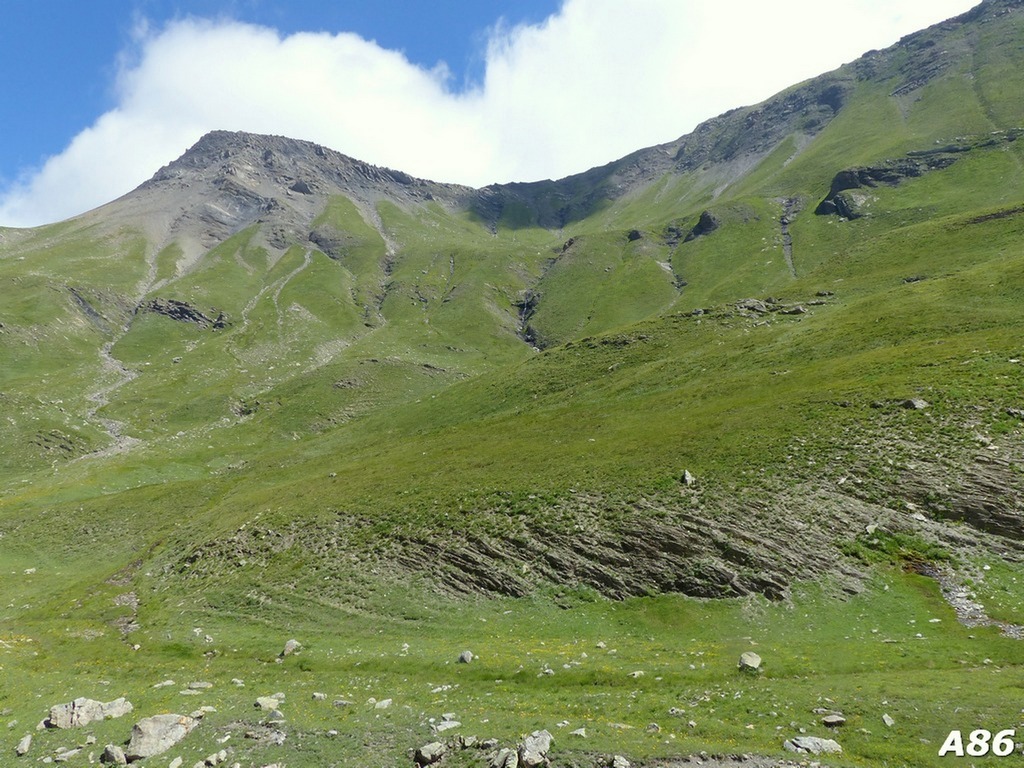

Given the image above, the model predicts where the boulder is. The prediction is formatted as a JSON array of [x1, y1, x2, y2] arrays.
[[47, 697, 133, 729], [100, 744, 127, 765], [519, 729, 553, 767], [125, 713, 198, 761], [738, 651, 762, 672], [784, 735, 842, 755], [415, 741, 446, 766]]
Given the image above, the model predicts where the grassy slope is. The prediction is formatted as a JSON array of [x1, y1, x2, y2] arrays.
[[2, 10, 1024, 765]]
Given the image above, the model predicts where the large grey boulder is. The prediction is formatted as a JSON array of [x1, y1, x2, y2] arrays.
[[47, 697, 133, 729], [125, 713, 198, 761], [784, 735, 842, 755], [519, 730, 553, 767]]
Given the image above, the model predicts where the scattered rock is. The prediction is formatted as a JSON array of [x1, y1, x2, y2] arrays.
[[784, 735, 842, 755], [333, 700, 353, 708], [458, 650, 475, 664], [822, 714, 847, 727], [15, 733, 31, 756], [519, 729, 553, 768], [883, 713, 896, 727], [570, 728, 587, 737], [415, 741, 446, 766], [738, 651, 762, 672], [312, 693, 326, 701], [100, 744, 127, 765], [458, 735, 478, 749], [46, 698, 134, 729], [681, 470, 696, 487], [281, 639, 301, 657], [125, 714, 198, 761], [645, 722, 661, 733], [434, 719, 461, 733], [254, 697, 280, 711], [684, 210, 721, 242], [374, 698, 392, 709], [491, 747, 519, 768], [202, 748, 229, 765], [188, 681, 213, 690], [902, 398, 930, 410], [610, 757, 631, 768]]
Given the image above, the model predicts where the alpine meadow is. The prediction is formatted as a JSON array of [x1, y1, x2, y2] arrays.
[[2, 2, 1024, 766]]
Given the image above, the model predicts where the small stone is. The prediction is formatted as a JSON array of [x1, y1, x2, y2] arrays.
[[610, 757, 631, 768], [645, 722, 661, 733], [628, 670, 644, 678], [784, 736, 842, 755], [16, 734, 31, 756], [333, 700, 353, 708], [738, 651, 762, 672], [570, 728, 587, 737], [902, 398, 930, 410], [822, 714, 846, 727], [188, 681, 213, 690], [458, 650, 475, 664], [374, 698, 392, 709], [254, 697, 280, 711], [169, 758, 183, 768], [312, 692, 327, 701], [681, 470, 696, 486], [882, 714, 895, 727], [281, 639, 301, 657]]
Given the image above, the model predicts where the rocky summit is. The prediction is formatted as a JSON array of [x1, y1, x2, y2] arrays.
[[1, 2, 1024, 767]]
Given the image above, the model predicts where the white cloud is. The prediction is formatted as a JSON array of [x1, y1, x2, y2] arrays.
[[0, 0, 976, 227]]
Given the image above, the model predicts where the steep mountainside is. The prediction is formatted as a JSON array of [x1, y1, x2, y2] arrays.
[[2, 0, 1024, 598]]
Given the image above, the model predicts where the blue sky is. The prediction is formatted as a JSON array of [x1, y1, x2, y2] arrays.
[[0, 0, 978, 227], [1, 1, 557, 182]]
